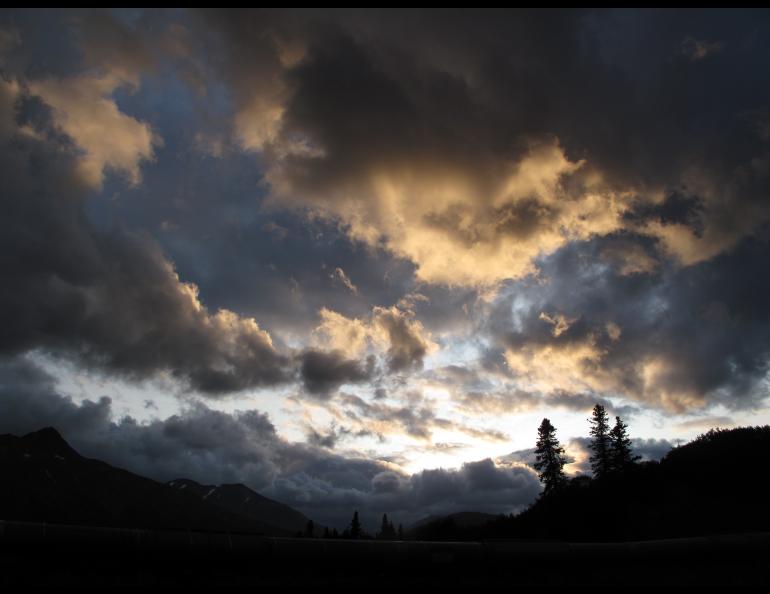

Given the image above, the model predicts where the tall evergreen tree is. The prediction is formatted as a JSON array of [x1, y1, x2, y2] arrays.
[[533, 418, 567, 495], [397, 523, 404, 540], [588, 404, 612, 478], [379, 513, 387, 539], [378, 513, 396, 539], [304, 519, 315, 538], [349, 510, 362, 539], [609, 416, 640, 472]]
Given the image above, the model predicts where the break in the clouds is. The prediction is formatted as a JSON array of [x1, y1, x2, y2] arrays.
[[2, 8, 770, 523], [0, 356, 540, 528]]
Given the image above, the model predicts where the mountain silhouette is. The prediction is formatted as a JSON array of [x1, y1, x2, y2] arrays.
[[167, 478, 311, 534], [0, 427, 310, 535], [408, 511, 500, 540]]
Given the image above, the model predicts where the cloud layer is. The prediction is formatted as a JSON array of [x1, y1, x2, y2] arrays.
[[2, 9, 770, 517], [0, 356, 540, 528]]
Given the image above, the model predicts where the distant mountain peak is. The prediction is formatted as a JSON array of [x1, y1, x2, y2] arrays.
[[20, 427, 79, 458], [166, 479, 311, 534], [1, 427, 309, 536]]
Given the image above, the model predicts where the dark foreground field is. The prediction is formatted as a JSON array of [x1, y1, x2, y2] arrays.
[[1, 520, 767, 590]]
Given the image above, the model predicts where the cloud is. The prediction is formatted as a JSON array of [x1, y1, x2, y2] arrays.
[[179, 9, 770, 290], [502, 435, 673, 476], [332, 392, 508, 443], [674, 415, 735, 431], [0, 355, 539, 529], [681, 36, 723, 62], [329, 267, 358, 294], [298, 350, 374, 396], [480, 226, 770, 412], [3, 9, 770, 518], [372, 306, 435, 372], [30, 73, 159, 187], [312, 308, 370, 358], [0, 76, 289, 395], [304, 422, 373, 449], [458, 388, 638, 419], [312, 304, 437, 371]]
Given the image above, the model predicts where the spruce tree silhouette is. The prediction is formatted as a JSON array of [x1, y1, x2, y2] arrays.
[[304, 519, 315, 538], [609, 416, 640, 473], [378, 513, 396, 539], [533, 418, 567, 495], [588, 404, 611, 478], [397, 523, 404, 540], [349, 510, 362, 539]]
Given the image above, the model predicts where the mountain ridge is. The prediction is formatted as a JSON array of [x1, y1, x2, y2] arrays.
[[167, 477, 312, 534], [0, 427, 312, 536]]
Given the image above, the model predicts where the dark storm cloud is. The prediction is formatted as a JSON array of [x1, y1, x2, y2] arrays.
[[0, 81, 290, 394], [298, 350, 375, 396], [374, 306, 431, 372], [2, 7, 770, 494], [486, 230, 770, 411], [182, 9, 770, 288], [305, 423, 374, 449], [158, 9, 770, 410], [0, 356, 540, 529], [269, 458, 540, 530]]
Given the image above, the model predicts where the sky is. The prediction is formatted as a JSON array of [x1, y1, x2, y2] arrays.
[[1, 8, 770, 530]]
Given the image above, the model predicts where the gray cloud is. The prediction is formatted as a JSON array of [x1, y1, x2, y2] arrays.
[[0, 355, 539, 529], [335, 391, 509, 443], [458, 387, 639, 419], [0, 76, 292, 395], [373, 306, 432, 372], [305, 423, 374, 449], [298, 350, 375, 396], [177, 9, 770, 289], [3, 9, 770, 526], [485, 231, 770, 411], [502, 435, 674, 476]]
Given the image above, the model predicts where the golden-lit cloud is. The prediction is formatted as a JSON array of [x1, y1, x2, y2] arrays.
[[187, 10, 770, 295], [504, 336, 607, 395], [639, 356, 705, 413], [267, 139, 633, 287], [538, 311, 577, 337], [312, 308, 369, 358], [30, 73, 159, 188], [312, 304, 438, 370]]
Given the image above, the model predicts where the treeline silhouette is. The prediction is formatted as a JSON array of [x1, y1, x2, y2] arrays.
[[295, 511, 404, 540], [411, 411, 770, 542]]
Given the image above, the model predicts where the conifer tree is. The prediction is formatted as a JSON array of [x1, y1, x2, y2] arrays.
[[378, 513, 396, 539], [349, 510, 362, 539], [533, 418, 567, 495], [609, 416, 640, 472], [589, 404, 612, 478]]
